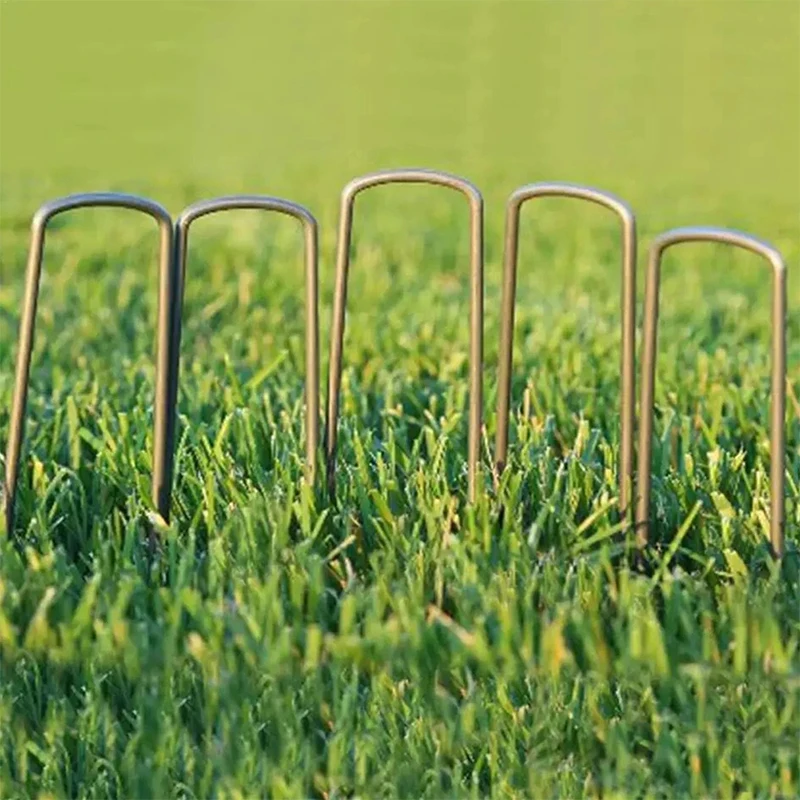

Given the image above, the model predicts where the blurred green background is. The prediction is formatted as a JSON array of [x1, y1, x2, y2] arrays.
[[1, 0, 798, 238]]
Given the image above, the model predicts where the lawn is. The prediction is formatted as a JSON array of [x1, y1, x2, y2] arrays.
[[0, 1, 799, 797]]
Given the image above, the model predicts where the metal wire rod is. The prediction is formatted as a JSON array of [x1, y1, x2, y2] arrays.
[[636, 226, 786, 557], [325, 169, 484, 503], [3, 193, 175, 533]]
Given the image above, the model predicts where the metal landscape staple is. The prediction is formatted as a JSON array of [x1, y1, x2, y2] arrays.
[[171, 196, 320, 503], [324, 169, 484, 504], [493, 182, 636, 520], [635, 226, 787, 558], [3, 193, 175, 533]]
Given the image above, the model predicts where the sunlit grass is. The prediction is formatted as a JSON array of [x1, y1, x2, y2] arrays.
[[0, 196, 797, 796]]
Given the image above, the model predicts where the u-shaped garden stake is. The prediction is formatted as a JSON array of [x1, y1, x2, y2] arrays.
[[635, 227, 787, 557], [494, 183, 637, 518], [325, 169, 484, 502], [172, 196, 320, 488], [3, 193, 175, 534]]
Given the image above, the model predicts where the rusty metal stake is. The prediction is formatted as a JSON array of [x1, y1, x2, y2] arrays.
[[3, 193, 175, 533], [324, 169, 484, 502], [494, 183, 637, 518], [636, 227, 786, 557], [171, 196, 320, 488]]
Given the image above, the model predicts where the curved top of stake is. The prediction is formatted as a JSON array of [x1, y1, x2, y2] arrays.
[[649, 226, 785, 273], [176, 195, 317, 230], [508, 182, 634, 224], [32, 192, 171, 231], [341, 169, 483, 208]]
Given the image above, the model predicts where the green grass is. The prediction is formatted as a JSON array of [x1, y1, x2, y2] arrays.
[[1, 2, 799, 797]]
